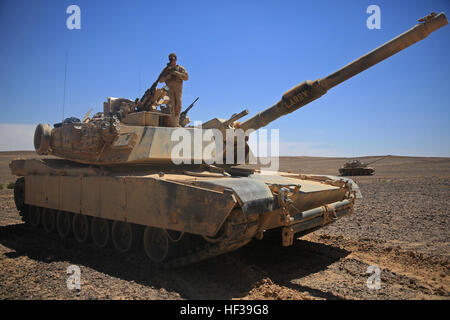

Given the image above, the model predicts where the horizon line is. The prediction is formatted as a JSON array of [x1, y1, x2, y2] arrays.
[[0, 150, 449, 159]]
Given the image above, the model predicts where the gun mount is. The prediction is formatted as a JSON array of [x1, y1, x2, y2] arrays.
[[31, 13, 447, 166]]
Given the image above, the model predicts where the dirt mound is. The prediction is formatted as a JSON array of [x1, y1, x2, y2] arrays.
[[239, 278, 316, 300]]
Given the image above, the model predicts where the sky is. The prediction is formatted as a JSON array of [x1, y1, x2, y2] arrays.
[[0, 0, 449, 156]]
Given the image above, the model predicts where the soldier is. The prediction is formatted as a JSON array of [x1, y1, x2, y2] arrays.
[[158, 53, 189, 127]]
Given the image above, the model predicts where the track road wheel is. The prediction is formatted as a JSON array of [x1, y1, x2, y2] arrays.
[[91, 217, 110, 248], [73, 214, 90, 243], [21, 207, 30, 224], [13, 177, 25, 212], [143, 227, 177, 264], [42, 208, 56, 233], [112, 221, 140, 253], [29, 206, 41, 228], [57, 211, 72, 238]]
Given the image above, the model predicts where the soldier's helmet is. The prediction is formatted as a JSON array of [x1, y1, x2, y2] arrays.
[[169, 53, 177, 61]]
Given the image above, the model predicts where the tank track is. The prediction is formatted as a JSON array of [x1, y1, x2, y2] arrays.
[[13, 177, 28, 223], [161, 208, 259, 268], [339, 169, 374, 176], [14, 178, 260, 268]]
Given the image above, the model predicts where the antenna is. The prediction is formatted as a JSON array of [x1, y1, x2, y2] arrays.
[[62, 51, 68, 122]]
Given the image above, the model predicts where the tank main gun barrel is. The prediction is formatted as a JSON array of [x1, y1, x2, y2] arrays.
[[366, 155, 391, 165], [237, 12, 448, 132]]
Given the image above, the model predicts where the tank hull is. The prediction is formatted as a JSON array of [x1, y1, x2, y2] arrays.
[[10, 158, 360, 267], [339, 167, 375, 176]]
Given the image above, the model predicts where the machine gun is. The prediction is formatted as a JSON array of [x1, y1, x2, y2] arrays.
[[135, 64, 174, 111], [179, 97, 199, 127]]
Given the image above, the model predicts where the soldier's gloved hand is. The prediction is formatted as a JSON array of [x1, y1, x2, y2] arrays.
[[172, 71, 185, 79]]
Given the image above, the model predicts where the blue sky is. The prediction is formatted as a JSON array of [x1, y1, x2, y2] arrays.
[[0, 0, 449, 156]]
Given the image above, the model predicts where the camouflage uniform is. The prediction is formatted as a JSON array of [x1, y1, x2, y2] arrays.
[[158, 64, 189, 127]]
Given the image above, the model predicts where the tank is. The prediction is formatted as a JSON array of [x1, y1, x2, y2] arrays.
[[339, 156, 390, 176], [9, 13, 447, 267]]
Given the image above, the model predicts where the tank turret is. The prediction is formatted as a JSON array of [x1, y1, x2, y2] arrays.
[[32, 13, 447, 166]]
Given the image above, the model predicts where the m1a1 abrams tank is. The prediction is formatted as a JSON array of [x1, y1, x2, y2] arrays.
[[339, 156, 390, 176], [9, 13, 447, 267]]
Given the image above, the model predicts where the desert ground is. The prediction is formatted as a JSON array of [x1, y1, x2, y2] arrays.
[[0, 152, 448, 300]]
